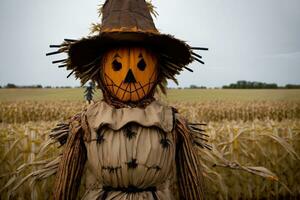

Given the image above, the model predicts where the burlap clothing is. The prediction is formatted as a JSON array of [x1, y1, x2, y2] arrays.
[[81, 101, 175, 199], [53, 100, 205, 200]]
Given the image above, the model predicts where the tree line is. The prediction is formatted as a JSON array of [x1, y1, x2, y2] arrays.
[[1, 83, 75, 89], [1, 81, 300, 89], [222, 81, 300, 89]]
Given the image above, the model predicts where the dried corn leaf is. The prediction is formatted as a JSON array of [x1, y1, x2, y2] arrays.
[[259, 133, 300, 160]]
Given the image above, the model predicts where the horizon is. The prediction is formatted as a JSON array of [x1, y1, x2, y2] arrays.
[[1, 80, 299, 89]]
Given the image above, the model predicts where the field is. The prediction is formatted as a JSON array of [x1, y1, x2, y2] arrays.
[[0, 88, 300, 199], [0, 88, 300, 101]]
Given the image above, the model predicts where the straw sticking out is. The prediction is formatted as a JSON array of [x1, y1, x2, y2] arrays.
[[58, 64, 67, 68], [191, 52, 202, 59], [46, 51, 62, 56], [67, 71, 74, 78], [52, 59, 67, 64], [192, 56, 204, 64], [191, 47, 209, 51], [50, 45, 62, 48], [189, 123, 207, 126], [64, 39, 77, 42], [184, 67, 193, 72]]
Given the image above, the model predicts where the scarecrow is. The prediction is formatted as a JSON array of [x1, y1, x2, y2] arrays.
[[47, 0, 209, 199]]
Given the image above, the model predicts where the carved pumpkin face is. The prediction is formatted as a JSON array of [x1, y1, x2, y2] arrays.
[[102, 47, 158, 102]]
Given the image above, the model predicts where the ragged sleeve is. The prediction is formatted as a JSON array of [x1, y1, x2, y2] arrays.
[[51, 112, 90, 200], [174, 111, 210, 200]]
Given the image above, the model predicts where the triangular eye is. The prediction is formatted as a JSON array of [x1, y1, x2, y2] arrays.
[[112, 59, 122, 71], [137, 58, 146, 71]]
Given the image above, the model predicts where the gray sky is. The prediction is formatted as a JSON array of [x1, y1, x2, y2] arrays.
[[0, 0, 299, 87]]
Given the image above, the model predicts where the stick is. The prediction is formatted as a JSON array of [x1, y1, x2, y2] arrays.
[[46, 51, 62, 56], [58, 64, 67, 68], [184, 66, 193, 72], [191, 52, 202, 59], [67, 71, 74, 78], [49, 45, 62, 48], [52, 59, 67, 64], [192, 56, 205, 64], [64, 39, 77, 42], [191, 47, 209, 51]]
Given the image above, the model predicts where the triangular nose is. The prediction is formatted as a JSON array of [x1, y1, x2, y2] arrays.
[[124, 69, 136, 83]]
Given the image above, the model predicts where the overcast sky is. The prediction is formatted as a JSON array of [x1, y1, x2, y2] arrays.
[[0, 0, 299, 87]]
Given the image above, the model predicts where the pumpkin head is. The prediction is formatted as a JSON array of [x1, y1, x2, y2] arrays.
[[102, 47, 158, 102]]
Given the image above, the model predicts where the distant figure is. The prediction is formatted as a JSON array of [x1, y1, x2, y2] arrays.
[[84, 82, 95, 104]]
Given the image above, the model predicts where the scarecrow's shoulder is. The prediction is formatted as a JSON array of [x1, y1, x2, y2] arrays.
[[50, 108, 90, 146], [172, 107, 211, 150]]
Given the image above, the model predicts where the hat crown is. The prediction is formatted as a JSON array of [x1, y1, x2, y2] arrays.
[[101, 0, 158, 33]]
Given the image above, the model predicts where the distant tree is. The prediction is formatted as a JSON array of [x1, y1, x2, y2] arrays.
[[266, 83, 277, 89], [84, 82, 95, 104], [237, 80, 247, 88], [189, 85, 207, 89], [19, 85, 43, 88], [285, 84, 300, 89], [6, 83, 17, 88], [223, 81, 278, 89]]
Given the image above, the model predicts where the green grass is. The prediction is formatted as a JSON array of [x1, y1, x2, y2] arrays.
[[0, 88, 299, 102]]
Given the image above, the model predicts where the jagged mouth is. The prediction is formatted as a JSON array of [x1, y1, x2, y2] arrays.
[[103, 72, 156, 101]]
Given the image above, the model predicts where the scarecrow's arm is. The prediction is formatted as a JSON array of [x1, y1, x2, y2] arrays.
[[51, 113, 88, 200], [174, 114, 206, 200]]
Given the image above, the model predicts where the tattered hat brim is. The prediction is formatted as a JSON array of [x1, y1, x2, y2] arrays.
[[47, 31, 207, 87], [69, 31, 192, 69]]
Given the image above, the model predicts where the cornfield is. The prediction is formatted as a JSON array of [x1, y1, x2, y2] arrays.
[[1, 100, 299, 123], [0, 99, 300, 199], [0, 122, 58, 200]]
